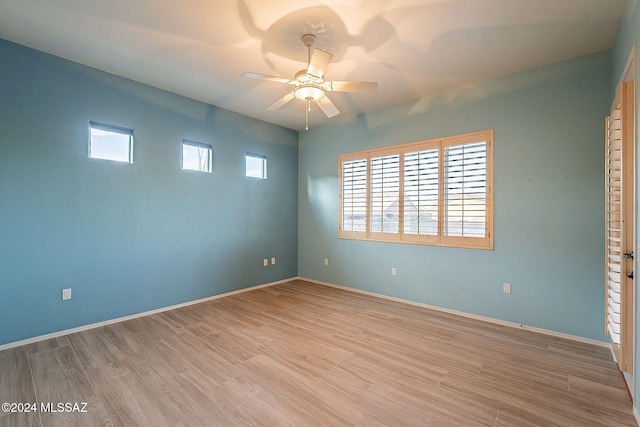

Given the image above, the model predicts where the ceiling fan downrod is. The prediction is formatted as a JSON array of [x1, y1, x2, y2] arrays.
[[302, 34, 317, 131], [301, 34, 317, 66]]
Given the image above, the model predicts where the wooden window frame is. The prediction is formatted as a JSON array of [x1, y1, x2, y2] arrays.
[[338, 130, 494, 250]]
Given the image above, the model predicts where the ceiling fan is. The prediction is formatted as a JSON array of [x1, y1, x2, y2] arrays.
[[242, 34, 378, 130]]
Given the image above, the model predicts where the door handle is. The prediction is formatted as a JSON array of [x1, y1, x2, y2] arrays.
[[624, 252, 634, 259], [628, 272, 634, 279]]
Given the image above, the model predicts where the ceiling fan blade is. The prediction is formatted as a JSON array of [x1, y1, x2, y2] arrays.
[[307, 49, 333, 78], [266, 91, 296, 111], [324, 80, 378, 92], [316, 96, 340, 118], [242, 72, 293, 85]]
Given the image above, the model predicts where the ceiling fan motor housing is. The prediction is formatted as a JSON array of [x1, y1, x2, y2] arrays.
[[301, 34, 317, 47]]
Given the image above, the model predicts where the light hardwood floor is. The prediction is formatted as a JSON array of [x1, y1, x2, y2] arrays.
[[0, 280, 636, 426]]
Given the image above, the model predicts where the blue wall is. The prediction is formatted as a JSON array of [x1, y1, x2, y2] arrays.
[[0, 33, 617, 347], [298, 50, 611, 341], [0, 39, 299, 345]]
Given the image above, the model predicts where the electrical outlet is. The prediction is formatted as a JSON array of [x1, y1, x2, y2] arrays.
[[271, 257, 276, 265], [263, 259, 268, 267], [324, 258, 329, 266], [62, 288, 72, 300], [391, 267, 397, 276], [503, 283, 511, 294]]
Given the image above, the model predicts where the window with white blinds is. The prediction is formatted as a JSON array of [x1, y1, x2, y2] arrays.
[[338, 130, 493, 249], [403, 145, 440, 244], [340, 157, 368, 236], [370, 152, 400, 238], [444, 141, 488, 239]]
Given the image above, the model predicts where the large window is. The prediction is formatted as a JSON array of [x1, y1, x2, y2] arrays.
[[339, 130, 493, 249], [89, 121, 133, 163]]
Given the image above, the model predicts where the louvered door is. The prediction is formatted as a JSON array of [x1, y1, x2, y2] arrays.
[[606, 104, 623, 356], [605, 80, 634, 373]]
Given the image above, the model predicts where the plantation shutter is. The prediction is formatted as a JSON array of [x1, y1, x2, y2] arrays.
[[369, 150, 401, 239], [339, 156, 368, 238], [403, 144, 439, 243], [606, 107, 623, 347], [338, 129, 493, 249], [442, 134, 491, 248]]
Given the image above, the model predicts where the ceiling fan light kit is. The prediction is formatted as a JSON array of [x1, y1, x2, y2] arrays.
[[293, 70, 325, 102], [242, 33, 378, 130]]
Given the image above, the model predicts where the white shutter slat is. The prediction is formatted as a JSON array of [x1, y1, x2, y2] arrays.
[[608, 321, 621, 338], [606, 108, 623, 346], [609, 315, 621, 334], [609, 286, 621, 302]]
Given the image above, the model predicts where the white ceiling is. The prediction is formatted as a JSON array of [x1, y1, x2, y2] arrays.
[[0, 0, 627, 130]]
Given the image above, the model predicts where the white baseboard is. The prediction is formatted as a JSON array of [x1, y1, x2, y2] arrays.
[[297, 276, 610, 349], [0, 277, 295, 352], [1, 275, 611, 353], [634, 406, 640, 426]]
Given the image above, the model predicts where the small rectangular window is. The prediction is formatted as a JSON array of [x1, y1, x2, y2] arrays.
[[89, 121, 133, 163], [182, 140, 212, 173], [246, 152, 267, 179]]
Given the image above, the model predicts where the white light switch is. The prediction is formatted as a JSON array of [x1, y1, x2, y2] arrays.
[[62, 288, 72, 300]]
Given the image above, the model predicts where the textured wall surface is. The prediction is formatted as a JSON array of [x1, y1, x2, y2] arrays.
[[0, 39, 299, 344], [298, 50, 611, 341]]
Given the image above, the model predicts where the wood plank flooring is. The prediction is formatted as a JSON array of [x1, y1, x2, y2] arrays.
[[0, 280, 636, 426]]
